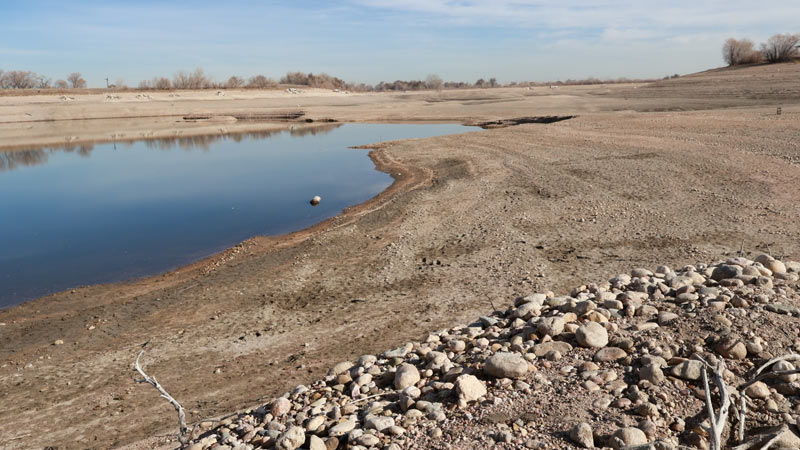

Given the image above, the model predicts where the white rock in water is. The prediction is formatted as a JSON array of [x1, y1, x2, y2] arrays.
[[310, 196, 322, 206]]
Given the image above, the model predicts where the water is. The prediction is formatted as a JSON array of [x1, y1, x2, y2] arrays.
[[0, 123, 475, 307]]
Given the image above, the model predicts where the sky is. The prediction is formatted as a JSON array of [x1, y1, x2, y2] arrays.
[[1, 0, 798, 88]]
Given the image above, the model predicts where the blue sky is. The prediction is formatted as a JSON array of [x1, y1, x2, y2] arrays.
[[1, 0, 798, 87]]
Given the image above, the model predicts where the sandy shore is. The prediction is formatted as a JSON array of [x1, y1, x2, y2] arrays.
[[1, 63, 800, 449]]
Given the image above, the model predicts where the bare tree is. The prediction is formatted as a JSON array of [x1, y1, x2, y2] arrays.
[[307, 73, 345, 89], [225, 76, 245, 88], [173, 68, 211, 89], [36, 75, 52, 89], [475, 78, 486, 88], [245, 74, 275, 89], [489, 77, 498, 87], [67, 72, 87, 88], [425, 74, 444, 90], [723, 39, 743, 65], [2, 70, 38, 89], [760, 33, 800, 63], [54, 79, 69, 89], [9, 71, 35, 89], [189, 68, 211, 88], [172, 70, 190, 89], [722, 38, 761, 66], [281, 71, 309, 85], [152, 77, 171, 90]]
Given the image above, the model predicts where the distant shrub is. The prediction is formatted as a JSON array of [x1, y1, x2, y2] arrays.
[[173, 68, 212, 89], [281, 71, 309, 85], [307, 73, 345, 89], [153, 77, 171, 90], [67, 72, 86, 88], [444, 81, 471, 88], [225, 76, 245, 88], [36, 75, 52, 88], [346, 82, 374, 92], [139, 78, 169, 90], [246, 75, 277, 89], [425, 74, 443, 90]]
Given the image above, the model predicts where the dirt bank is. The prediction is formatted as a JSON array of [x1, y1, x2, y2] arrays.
[[1, 65, 800, 449]]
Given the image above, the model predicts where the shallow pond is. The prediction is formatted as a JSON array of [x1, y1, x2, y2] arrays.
[[0, 123, 475, 307]]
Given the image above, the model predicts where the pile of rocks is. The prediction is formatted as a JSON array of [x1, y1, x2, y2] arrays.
[[185, 254, 800, 449]]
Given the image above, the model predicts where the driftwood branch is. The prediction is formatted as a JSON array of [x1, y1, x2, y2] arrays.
[[739, 354, 800, 392], [695, 356, 730, 450], [345, 391, 394, 406], [133, 350, 188, 445], [731, 424, 795, 450], [738, 394, 747, 444], [739, 369, 800, 391], [690, 353, 800, 450], [753, 354, 800, 376]]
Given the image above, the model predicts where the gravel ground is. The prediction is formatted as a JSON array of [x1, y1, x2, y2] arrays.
[[177, 256, 800, 450]]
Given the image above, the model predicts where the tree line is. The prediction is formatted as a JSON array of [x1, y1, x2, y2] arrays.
[[1, 67, 666, 92], [0, 71, 86, 89], [723, 32, 799, 66]]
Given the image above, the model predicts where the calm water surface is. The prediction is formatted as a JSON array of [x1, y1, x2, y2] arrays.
[[0, 123, 475, 307]]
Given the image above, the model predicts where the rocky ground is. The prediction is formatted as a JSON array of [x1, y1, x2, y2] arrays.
[[172, 255, 800, 450]]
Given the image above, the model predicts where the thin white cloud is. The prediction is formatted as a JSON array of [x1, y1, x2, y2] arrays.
[[353, 0, 800, 33]]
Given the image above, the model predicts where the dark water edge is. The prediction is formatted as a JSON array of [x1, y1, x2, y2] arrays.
[[0, 123, 476, 308]]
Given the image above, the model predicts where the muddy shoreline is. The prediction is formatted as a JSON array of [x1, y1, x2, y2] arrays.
[[2, 65, 800, 449]]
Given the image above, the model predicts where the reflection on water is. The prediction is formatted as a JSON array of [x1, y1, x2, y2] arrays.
[[0, 124, 342, 172], [0, 123, 474, 307], [0, 144, 94, 172]]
